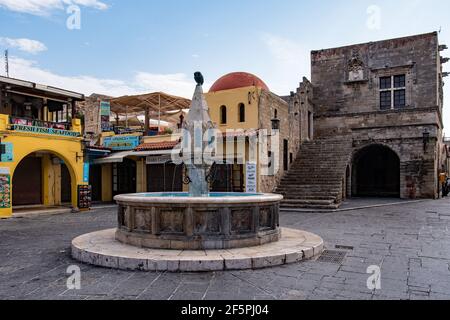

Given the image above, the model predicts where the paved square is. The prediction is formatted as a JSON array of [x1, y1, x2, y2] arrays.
[[1, 199, 450, 300]]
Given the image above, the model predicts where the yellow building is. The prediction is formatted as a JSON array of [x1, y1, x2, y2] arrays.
[[204, 72, 301, 193], [0, 76, 87, 218]]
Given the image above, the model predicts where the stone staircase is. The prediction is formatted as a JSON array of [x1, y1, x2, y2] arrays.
[[276, 137, 353, 209]]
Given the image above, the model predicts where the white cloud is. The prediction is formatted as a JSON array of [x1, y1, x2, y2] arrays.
[[135, 72, 198, 98], [261, 33, 308, 70], [0, 0, 107, 15], [5, 56, 196, 98], [64, 0, 107, 10], [260, 33, 310, 95], [0, 37, 47, 54]]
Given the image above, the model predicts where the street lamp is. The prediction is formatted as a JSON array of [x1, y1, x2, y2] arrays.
[[76, 139, 91, 162]]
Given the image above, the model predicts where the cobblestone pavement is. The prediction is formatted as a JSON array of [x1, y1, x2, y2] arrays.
[[1, 199, 450, 300]]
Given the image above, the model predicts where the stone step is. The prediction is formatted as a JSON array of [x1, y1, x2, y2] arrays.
[[279, 195, 337, 200], [280, 178, 343, 182], [281, 199, 335, 205], [275, 137, 352, 210], [278, 186, 341, 191], [281, 202, 340, 210], [277, 187, 342, 192]]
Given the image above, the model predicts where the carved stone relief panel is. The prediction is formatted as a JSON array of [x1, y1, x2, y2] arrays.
[[231, 208, 252, 233], [159, 209, 185, 234]]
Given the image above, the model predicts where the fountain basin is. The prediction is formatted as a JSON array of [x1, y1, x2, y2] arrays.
[[114, 192, 283, 250]]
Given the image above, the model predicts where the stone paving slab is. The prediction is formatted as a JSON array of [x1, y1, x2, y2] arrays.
[[71, 228, 324, 272], [2, 198, 450, 300]]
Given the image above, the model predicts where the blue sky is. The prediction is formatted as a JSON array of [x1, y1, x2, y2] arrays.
[[0, 0, 450, 132]]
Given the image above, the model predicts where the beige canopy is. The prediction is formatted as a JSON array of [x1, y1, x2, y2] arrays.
[[109, 92, 191, 131]]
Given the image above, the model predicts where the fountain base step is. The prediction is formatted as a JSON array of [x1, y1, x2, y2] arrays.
[[71, 228, 324, 272]]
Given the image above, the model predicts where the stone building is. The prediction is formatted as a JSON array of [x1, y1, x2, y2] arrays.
[[278, 32, 447, 208], [444, 138, 450, 176], [77, 93, 112, 136]]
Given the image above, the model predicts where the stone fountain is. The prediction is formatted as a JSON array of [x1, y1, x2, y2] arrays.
[[71, 73, 324, 272]]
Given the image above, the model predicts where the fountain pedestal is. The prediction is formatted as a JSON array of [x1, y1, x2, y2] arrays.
[[114, 193, 282, 250]]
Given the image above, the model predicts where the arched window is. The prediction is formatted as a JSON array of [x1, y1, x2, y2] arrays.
[[274, 109, 278, 119], [220, 105, 227, 124], [238, 103, 245, 122]]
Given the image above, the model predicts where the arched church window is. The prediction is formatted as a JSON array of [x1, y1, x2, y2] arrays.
[[238, 103, 245, 123], [220, 105, 227, 124]]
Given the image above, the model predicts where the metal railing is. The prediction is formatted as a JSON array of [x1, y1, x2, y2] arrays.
[[10, 117, 71, 131]]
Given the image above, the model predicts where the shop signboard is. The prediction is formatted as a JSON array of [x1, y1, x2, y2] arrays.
[[0, 167, 11, 209], [83, 163, 90, 183], [245, 162, 257, 193], [0, 143, 13, 162], [103, 135, 141, 151], [100, 101, 111, 132]]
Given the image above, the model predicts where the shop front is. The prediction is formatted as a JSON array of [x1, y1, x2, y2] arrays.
[[146, 154, 183, 192], [0, 76, 87, 218]]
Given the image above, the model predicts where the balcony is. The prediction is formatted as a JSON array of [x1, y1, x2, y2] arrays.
[[0, 115, 82, 138]]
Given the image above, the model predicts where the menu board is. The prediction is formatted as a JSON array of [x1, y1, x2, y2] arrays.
[[0, 169, 11, 208], [100, 101, 111, 132], [77, 185, 92, 210], [245, 162, 257, 193]]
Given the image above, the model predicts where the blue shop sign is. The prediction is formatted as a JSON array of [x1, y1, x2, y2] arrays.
[[1, 143, 13, 162], [83, 163, 90, 183], [103, 136, 141, 151]]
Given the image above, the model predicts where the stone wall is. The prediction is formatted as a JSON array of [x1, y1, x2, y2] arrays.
[[296, 77, 315, 142], [77, 94, 112, 136], [446, 142, 450, 176], [312, 32, 442, 117], [258, 90, 300, 193]]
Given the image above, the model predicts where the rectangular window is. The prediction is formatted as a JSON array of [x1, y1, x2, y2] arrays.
[[380, 76, 391, 90], [394, 89, 406, 108], [380, 91, 391, 110], [379, 74, 406, 110], [394, 75, 406, 88]]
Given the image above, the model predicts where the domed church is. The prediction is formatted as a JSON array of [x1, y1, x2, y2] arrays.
[[204, 72, 312, 194]]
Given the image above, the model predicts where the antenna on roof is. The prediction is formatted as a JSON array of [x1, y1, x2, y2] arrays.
[[4, 49, 9, 77], [439, 26, 442, 34]]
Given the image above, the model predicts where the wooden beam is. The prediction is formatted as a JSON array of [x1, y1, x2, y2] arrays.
[[144, 105, 150, 135]]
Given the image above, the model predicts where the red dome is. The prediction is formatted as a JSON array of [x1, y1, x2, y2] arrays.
[[209, 72, 269, 92]]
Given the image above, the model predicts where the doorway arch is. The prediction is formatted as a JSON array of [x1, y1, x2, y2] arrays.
[[13, 155, 42, 205], [12, 151, 77, 207], [352, 144, 400, 197]]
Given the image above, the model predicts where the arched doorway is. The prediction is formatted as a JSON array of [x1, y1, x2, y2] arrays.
[[352, 145, 400, 197], [13, 155, 42, 206], [61, 162, 72, 204], [13, 153, 74, 206]]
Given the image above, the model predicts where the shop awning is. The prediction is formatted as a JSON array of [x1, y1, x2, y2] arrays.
[[91, 151, 135, 164], [91, 149, 181, 164], [109, 92, 191, 131], [133, 149, 180, 157]]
